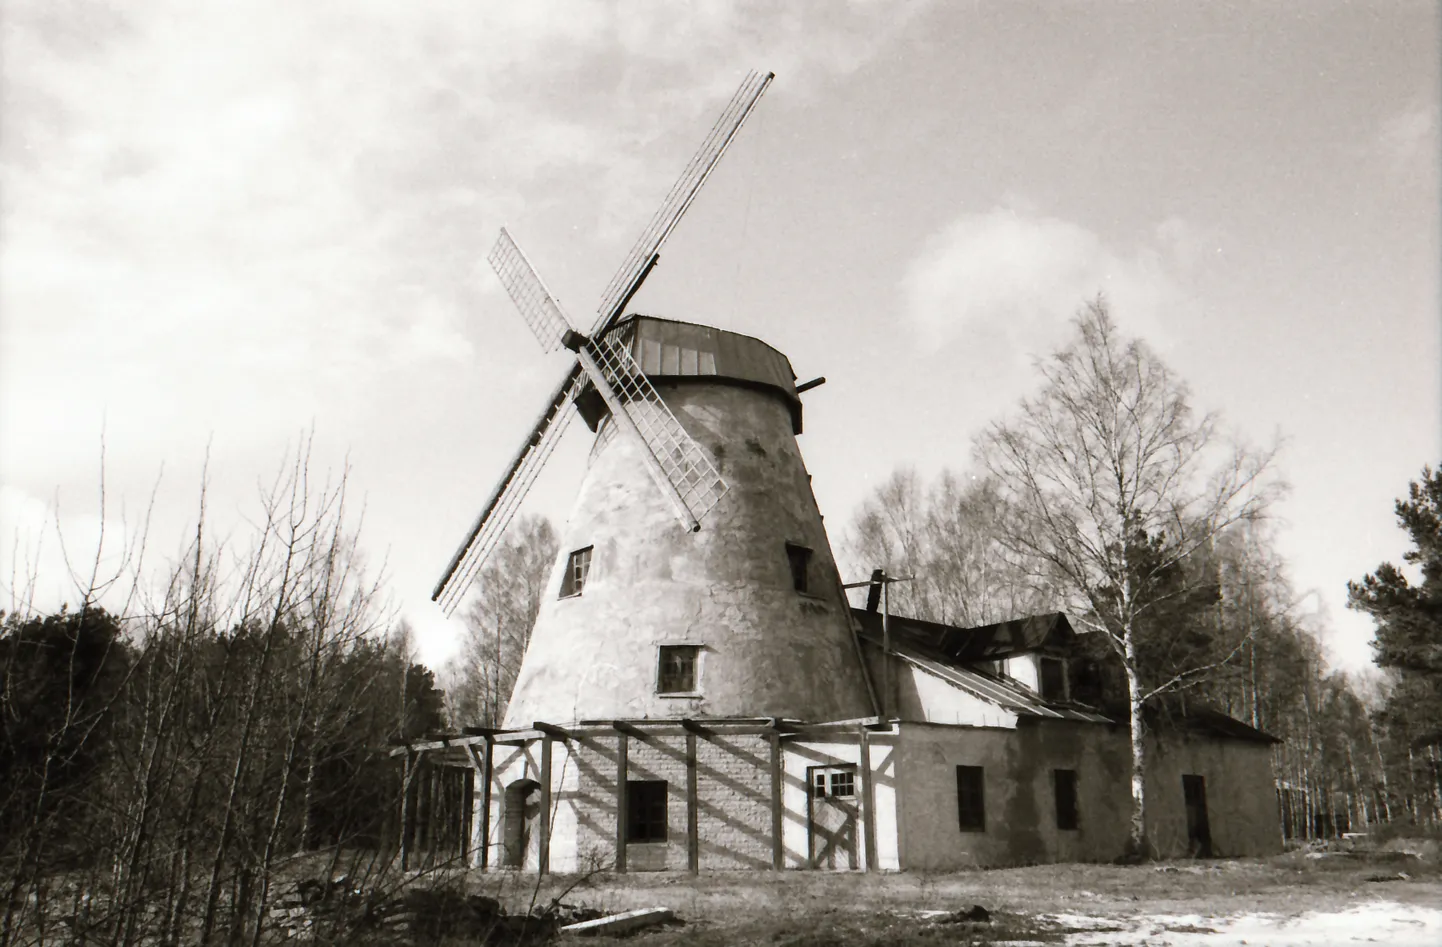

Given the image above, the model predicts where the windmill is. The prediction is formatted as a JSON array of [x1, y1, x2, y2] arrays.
[[433, 70, 774, 616], [433, 71, 875, 727]]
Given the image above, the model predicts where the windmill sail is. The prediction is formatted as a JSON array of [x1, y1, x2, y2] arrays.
[[432, 366, 582, 615], [434, 70, 772, 614], [590, 70, 774, 337], [583, 332, 727, 526], [488, 228, 572, 353]]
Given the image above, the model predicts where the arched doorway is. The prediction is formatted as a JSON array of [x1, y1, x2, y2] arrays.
[[502, 779, 541, 868]]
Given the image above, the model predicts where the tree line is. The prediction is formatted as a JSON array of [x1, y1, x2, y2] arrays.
[[843, 302, 1441, 850], [0, 446, 448, 947]]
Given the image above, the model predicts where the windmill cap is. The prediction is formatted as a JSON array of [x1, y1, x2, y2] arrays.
[[575, 314, 806, 434]]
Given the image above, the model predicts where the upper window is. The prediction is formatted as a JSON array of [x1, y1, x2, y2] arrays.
[[626, 780, 668, 843], [786, 543, 812, 593], [657, 645, 700, 695], [810, 766, 856, 799], [956, 765, 986, 832], [1039, 656, 1067, 701], [1054, 769, 1079, 831], [560, 546, 592, 598]]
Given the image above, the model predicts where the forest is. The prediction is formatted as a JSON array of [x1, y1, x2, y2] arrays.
[[3, 303, 1439, 944]]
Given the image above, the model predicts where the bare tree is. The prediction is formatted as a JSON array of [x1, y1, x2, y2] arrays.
[[975, 298, 1281, 857], [446, 516, 558, 728], [847, 469, 1044, 626]]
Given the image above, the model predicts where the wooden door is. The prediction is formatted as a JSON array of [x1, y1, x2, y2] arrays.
[[807, 765, 858, 870], [1183, 774, 1212, 857]]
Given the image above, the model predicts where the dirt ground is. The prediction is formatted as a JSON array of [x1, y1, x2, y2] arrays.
[[482, 853, 1442, 946]]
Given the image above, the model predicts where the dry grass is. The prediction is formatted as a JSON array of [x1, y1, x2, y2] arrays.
[[476, 853, 1442, 946]]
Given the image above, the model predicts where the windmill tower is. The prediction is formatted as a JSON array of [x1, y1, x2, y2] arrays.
[[434, 72, 874, 729]]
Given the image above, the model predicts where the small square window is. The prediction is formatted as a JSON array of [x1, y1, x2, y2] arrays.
[[626, 780, 667, 843], [657, 645, 699, 694], [956, 765, 985, 832], [829, 770, 855, 798], [560, 546, 592, 598], [786, 543, 812, 593], [1054, 769, 1079, 830]]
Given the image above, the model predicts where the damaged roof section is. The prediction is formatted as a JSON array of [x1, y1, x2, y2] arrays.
[[881, 635, 1112, 723], [850, 608, 1076, 663]]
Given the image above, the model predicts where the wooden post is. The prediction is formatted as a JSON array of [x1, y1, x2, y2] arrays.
[[481, 736, 493, 870], [615, 731, 629, 873], [881, 578, 891, 717], [539, 735, 552, 876], [859, 726, 877, 872], [769, 731, 784, 871], [461, 766, 475, 863], [686, 731, 699, 874], [400, 751, 416, 871]]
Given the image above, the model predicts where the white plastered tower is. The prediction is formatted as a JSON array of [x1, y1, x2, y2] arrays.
[[502, 316, 873, 726]]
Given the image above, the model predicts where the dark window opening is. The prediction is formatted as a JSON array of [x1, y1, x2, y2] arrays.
[[1039, 656, 1067, 700], [786, 543, 812, 593], [626, 780, 668, 843], [956, 765, 985, 832], [560, 546, 592, 598], [1054, 769, 1079, 830], [829, 770, 855, 798], [657, 645, 699, 694]]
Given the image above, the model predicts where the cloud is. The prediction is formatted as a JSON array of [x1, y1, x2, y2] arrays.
[[1375, 102, 1439, 181], [900, 207, 1187, 359]]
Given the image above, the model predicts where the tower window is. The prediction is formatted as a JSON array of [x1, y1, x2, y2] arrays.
[[625, 780, 668, 843], [1054, 769, 1079, 830], [786, 543, 812, 593], [956, 765, 986, 832], [657, 645, 699, 695], [560, 546, 592, 598]]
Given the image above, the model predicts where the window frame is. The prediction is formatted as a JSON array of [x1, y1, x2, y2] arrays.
[[785, 542, 812, 594], [1054, 768, 1079, 831], [655, 644, 702, 697], [625, 779, 668, 843], [1039, 655, 1067, 701], [559, 546, 593, 599], [956, 765, 986, 832]]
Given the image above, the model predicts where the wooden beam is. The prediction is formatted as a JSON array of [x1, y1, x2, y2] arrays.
[[615, 731, 629, 873], [679, 718, 711, 735], [535, 721, 572, 739], [859, 726, 877, 872], [480, 736, 493, 870], [539, 734, 552, 876], [686, 731, 699, 874], [769, 731, 784, 871]]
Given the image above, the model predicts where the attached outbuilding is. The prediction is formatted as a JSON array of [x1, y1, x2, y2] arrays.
[[394, 609, 1281, 872]]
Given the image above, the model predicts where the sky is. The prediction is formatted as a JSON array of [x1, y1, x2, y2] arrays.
[[2, 1, 1437, 676]]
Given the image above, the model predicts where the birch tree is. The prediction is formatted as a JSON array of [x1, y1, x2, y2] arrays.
[[975, 299, 1281, 857]]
